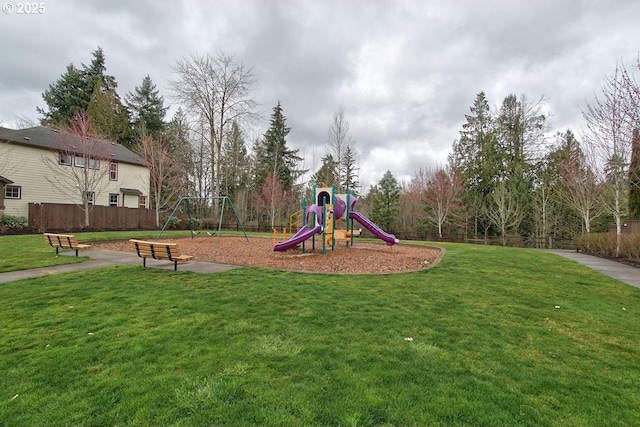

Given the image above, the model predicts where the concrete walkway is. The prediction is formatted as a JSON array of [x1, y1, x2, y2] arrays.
[[1, 248, 637, 287], [0, 249, 239, 284], [546, 249, 640, 289]]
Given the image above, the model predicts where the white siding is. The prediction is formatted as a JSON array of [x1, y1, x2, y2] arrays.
[[3, 142, 149, 218]]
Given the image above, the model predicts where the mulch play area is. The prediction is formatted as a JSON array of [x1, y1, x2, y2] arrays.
[[96, 236, 443, 274]]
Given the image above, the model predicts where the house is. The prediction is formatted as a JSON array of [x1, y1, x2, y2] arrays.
[[0, 126, 150, 220]]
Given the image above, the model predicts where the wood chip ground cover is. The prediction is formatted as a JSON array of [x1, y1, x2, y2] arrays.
[[96, 236, 443, 274]]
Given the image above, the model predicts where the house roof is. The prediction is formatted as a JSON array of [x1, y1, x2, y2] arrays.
[[0, 126, 147, 167], [0, 175, 13, 184]]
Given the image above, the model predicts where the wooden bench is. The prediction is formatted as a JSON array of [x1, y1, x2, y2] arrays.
[[129, 239, 194, 271], [43, 233, 92, 257]]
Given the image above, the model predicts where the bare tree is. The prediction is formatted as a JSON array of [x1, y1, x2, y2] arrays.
[[484, 180, 525, 246], [497, 93, 549, 165], [530, 178, 553, 248], [618, 54, 640, 130], [41, 111, 114, 227], [422, 166, 463, 240], [251, 173, 289, 229], [582, 62, 634, 256], [557, 154, 602, 234], [618, 55, 640, 218], [169, 52, 258, 218], [327, 105, 356, 191], [399, 170, 428, 232], [134, 135, 185, 227], [14, 114, 38, 129]]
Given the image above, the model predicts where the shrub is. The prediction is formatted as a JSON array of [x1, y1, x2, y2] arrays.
[[163, 216, 182, 229], [0, 214, 27, 230], [187, 218, 203, 230], [575, 232, 640, 262]]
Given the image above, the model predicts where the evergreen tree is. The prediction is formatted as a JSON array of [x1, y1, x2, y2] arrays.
[[310, 154, 338, 186], [342, 145, 360, 193], [371, 170, 400, 231], [87, 80, 132, 146], [549, 129, 602, 234], [451, 92, 502, 238], [628, 128, 640, 219], [253, 101, 304, 192], [39, 47, 121, 127], [496, 94, 546, 165], [38, 64, 87, 125], [83, 47, 117, 93], [533, 129, 587, 245], [221, 121, 250, 200], [165, 108, 194, 198], [125, 75, 167, 139], [496, 94, 547, 239]]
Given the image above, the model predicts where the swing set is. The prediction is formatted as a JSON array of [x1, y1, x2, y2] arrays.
[[157, 196, 248, 242]]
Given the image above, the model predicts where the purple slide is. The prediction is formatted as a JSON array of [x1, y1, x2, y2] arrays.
[[349, 211, 400, 246], [274, 204, 324, 252], [273, 224, 322, 251]]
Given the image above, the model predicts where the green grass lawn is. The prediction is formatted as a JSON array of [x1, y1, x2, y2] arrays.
[[0, 231, 196, 273], [1, 234, 639, 426]]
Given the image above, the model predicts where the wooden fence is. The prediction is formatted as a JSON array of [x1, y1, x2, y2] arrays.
[[608, 220, 640, 234], [28, 203, 159, 232]]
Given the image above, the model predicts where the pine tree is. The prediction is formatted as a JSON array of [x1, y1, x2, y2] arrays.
[[310, 154, 338, 187], [451, 92, 502, 238], [496, 94, 546, 239], [222, 121, 250, 200], [371, 170, 400, 231], [125, 75, 167, 139], [40, 47, 122, 127], [253, 101, 304, 192], [38, 64, 87, 125], [87, 80, 132, 146], [341, 145, 360, 193], [163, 108, 193, 198], [83, 47, 117, 94]]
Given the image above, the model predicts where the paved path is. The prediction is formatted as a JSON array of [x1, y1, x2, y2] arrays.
[[546, 249, 640, 289], [1, 248, 637, 287], [0, 249, 239, 284]]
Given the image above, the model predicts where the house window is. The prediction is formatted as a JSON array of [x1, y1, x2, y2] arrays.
[[59, 153, 72, 165], [75, 156, 86, 168], [85, 191, 95, 206], [109, 161, 118, 181], [109, 193, 119, 207], [89, 158, 100, 170], [5, 185, 21, 199], [138, 195, 147, 209]]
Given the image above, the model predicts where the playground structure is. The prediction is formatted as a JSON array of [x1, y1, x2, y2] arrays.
[[273, 185, 399, 253], [157, 196, 248, 242]]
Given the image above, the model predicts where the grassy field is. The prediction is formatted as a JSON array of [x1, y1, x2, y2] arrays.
[[0, 230, 196, 273], [1, 233, 639, 426]]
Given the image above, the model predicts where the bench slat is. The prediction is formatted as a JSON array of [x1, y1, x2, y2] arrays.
[[43, 233, 92, 256], [129, 239, 193, 271]]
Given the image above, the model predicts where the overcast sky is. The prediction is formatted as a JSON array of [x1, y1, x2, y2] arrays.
[[1, 0, 639, 189]]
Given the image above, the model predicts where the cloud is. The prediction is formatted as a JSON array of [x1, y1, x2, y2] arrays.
[[1, 0, 639, 189]]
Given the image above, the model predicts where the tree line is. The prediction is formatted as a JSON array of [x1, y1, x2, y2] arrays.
[[37, 48, 360, 229], [414, 56, 640, 249], [36, 48, 640, 246]]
